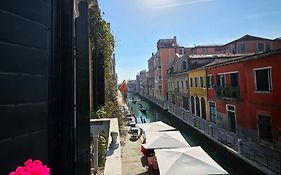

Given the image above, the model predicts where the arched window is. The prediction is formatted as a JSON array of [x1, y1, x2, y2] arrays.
[[201, 98, 206, 119], [191, 96, 195, 115], [195, 97, 200, 117]]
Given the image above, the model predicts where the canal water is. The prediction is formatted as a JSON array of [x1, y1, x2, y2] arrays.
[[128, 93, 265, 175]]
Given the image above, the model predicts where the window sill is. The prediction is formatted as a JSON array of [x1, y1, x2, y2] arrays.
[[254, 91, 272, 94]]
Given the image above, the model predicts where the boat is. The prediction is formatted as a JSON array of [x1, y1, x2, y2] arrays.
[[132, 97, 137, 103], [138, 103, 147, 112]]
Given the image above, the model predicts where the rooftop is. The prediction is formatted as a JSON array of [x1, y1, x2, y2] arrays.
[[205, 49, 281, 68]]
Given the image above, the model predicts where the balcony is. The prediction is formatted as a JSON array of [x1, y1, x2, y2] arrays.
[[215, 86, 240, 100]]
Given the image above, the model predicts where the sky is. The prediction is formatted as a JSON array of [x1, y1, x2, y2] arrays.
[[98, 0, 281, 84]]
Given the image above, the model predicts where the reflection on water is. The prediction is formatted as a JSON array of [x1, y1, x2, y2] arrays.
[[127, 93, 265, 175]]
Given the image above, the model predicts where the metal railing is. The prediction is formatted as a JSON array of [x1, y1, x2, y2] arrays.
[[215, 86, 240, 99]]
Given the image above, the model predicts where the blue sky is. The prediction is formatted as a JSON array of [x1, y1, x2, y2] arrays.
[[98, 0, 281, 84]]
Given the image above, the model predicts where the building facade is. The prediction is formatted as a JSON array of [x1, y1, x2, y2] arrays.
[[167, 54, 190, 110], [139, 70, 148, 96], [221, 35, 281, 54], [207, 49, 281, 150], [188, 69, 209, 120], [147, 37, 178, 101], [127, 80, 137, 93]]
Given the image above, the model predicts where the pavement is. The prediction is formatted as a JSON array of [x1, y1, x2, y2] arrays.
[[118, 91, 149, 175], [120, 125, 148, 175]]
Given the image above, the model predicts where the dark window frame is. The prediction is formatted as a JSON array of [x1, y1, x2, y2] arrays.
[[257, 115, 273, 143], [254, 67, 272, 92], [200, 76, 204, 88]]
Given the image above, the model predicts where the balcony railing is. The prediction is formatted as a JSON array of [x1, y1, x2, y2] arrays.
[[215, 86, 240, 99]]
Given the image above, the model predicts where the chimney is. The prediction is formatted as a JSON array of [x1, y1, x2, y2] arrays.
[[173, 36, 177, 46], [173, 36, 177, 45], [152, 52, 154, 56]]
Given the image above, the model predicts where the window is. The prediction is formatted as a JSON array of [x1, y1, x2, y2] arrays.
[[266, 44, 271, 51], [209, 102, 217, 123], [257, 43, 265, 52], [182, 61, 187, 70], [204, 48, 208, 54], [207, 75, 213, 88], [217, 74, 225, 87], [226, 104, 236, 133], [230, 73, 239, 87], [186, 80, 188, 89], [254, 67, 272, 92], [201, 98, 206, 119], [258, 115, 273, 142], [239, 43, 246, 53], [183, 96, 189, 110], [181, 81, 184, 88], [190, 78, 193, 87], [195, 97, 200, 117], [194, 77, 198, 87], [191, 96, 195, 114], [200, 76, 204, 88]]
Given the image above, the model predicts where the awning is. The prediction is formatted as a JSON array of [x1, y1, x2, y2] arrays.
[[136, 121, 175, 133], [142, 131, 190, 149], [155, 146, 228, 175]]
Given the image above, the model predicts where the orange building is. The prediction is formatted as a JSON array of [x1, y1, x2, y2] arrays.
[[148, 36, 178, 101]]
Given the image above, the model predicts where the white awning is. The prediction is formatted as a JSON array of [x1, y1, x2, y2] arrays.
[[136, 121, 175, 133], [142, 131, 190, 149], [155, 146, 228, 175]]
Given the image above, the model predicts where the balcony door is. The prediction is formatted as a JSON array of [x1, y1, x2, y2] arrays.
[[227, 104, 236, 133]]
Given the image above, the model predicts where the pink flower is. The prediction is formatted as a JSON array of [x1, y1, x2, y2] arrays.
[[10, 159, 50, 175]]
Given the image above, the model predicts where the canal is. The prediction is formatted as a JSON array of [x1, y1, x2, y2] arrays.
[[128, 93, 266, 175]]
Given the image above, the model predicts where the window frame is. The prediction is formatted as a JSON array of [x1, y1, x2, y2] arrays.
[[226, 104, 237, 133], [207, 74, 213, 88], [208, 101, 217, 123], [253, 67, 272, 93], [194, 77, 198, 87], [257, 43, 265, 52], [200, 76, 204, 88], [239, 43, 246, 53], [257, 114, 273, 143], [217, 73, 226, 87]]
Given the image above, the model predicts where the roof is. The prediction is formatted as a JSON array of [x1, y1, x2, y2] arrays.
[[194, 44, 223, 48], [189, 53, 247, 59], [205, 49, 281, 69], [158, 39, 174, 43], [225, 34, 275, 45]]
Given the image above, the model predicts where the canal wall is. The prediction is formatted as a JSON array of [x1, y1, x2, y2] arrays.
[[138, 94, 277, 175]]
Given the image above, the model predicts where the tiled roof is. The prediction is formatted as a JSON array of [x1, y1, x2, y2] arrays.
[[205, 49, 281, 69], [194, 44, 223, 48], [225, 34, 275, 45], [189, 53, 249, 59]]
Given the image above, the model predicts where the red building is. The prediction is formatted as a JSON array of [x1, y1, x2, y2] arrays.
[[206, 49, 281, 150]]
